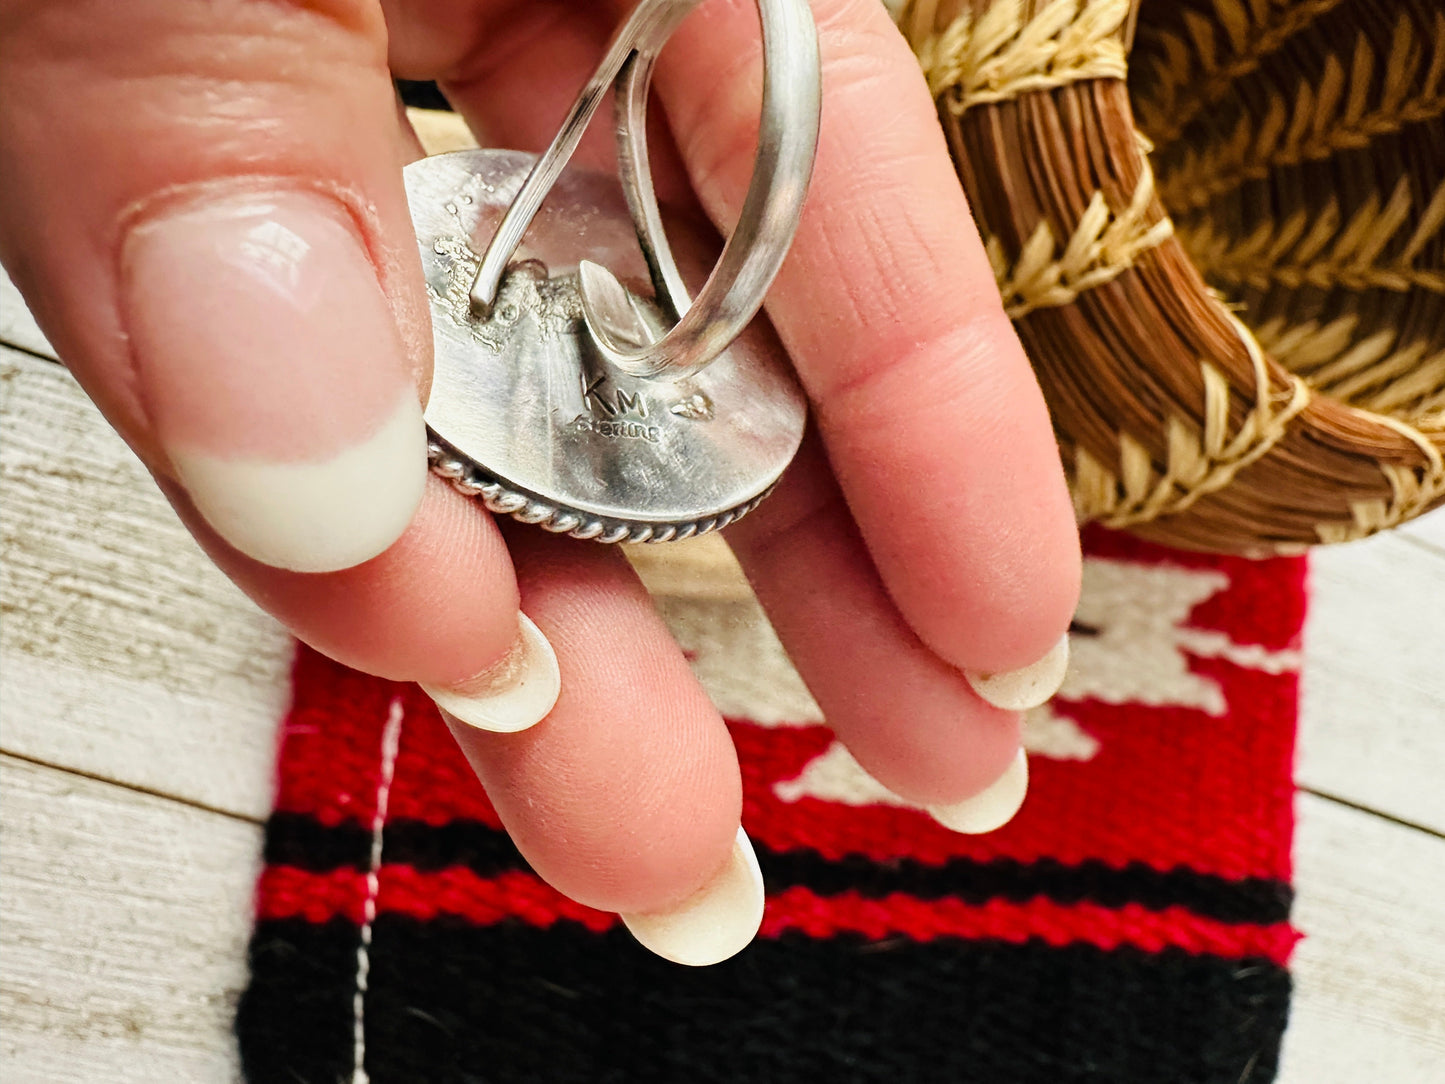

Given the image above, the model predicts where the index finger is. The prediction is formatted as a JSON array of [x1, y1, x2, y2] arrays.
[[654, 0, 1080, 675]]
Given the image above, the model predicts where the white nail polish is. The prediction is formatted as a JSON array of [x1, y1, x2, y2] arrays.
[[621, 827, 765, 967], [965, 634, 1070, 711], [170, 392, 427, 573], [422, 615, 561, 733], [928, 749, 1028, 835]]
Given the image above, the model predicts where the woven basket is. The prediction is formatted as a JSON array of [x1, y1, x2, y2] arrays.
[[897, 0, 1444, 553]]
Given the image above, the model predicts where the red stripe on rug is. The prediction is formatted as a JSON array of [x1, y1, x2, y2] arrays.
[[270, 651, 416, 826], [255, 866, 1297, 964], [270, 659, 1295, 880], [733, 662, 1296, 880], [267, 534, 1304, 888], [762, 887, 1298, 962]]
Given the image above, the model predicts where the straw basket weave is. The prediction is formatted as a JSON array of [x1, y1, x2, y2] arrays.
[[896, 0, 1445, 552]]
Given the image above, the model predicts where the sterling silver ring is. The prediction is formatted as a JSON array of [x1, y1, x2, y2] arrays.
[[410, 0, 821, 541]]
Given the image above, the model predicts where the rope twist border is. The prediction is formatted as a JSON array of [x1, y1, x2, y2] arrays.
[[428, 438, 771, 544]]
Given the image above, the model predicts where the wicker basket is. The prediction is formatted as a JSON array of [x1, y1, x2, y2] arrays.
[[897, 0, 1444, 553]]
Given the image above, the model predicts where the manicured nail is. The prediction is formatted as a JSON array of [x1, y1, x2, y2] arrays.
[[620, 827, 765, 966], [965, 634, 1070, 711], [928, 749, 1028, 834], [422, 615, 560, 733], [123, 190, 428, 573]]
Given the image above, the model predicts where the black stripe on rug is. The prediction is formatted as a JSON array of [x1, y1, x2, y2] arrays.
[[237, 916, 1290, 1084], [262, 813, 1292, 925]]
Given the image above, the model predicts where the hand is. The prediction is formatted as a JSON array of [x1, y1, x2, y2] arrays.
[[0, 0, 1080, 965]]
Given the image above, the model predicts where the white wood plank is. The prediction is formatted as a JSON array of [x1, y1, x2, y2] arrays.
[[1397, 507, 1445, 555], [0, 755, 258, 1083], [1279, 794, 1445, 1083], [1300, 529, 1445, 833], [0, 270, 55, 360], [0, 346, 292, 820], [626, 533, 754, 601]]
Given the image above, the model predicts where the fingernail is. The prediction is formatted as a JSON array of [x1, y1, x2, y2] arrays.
[[620, 827, 765, 967], [422, 614, 560, 733], [965, 634, 1070, 711], [927, 749, 1028, 834], [123, 190, 427, 573]]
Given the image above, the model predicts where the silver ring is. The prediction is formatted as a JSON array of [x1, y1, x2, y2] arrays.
[[466, 0, 821, 380]]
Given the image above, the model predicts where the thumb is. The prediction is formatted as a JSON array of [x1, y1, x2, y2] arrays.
[[0, 0, 431, 573]]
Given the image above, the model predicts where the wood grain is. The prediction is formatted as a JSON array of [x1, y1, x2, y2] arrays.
[[1398, 508, 1445, 555], [1277, 794, 1445, 1083], [0, 346, 293, 820], [406, 106, 478, 155], [1300, 527, 1445, 833], [0, 755, 257, 1084]]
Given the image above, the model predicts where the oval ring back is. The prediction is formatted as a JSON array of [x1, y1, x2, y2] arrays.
[[409, 150, 808, 544]]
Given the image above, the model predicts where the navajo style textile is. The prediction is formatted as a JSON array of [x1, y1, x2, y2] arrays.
[[238, 529, 1305, 1082]]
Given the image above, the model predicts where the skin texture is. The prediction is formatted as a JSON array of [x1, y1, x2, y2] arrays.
[[0, 0, 1081, 916]]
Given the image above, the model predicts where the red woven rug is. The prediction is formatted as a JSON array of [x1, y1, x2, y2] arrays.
[[237, 528, 1305, 1083]]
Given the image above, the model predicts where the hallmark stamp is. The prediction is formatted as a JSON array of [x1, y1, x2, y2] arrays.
[[569, 415, 662, 443], [581, 374, 648, 419]]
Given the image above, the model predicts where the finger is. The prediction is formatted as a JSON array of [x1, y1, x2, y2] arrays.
[[393, 0, 1032, 829], [445, 528, 762, 967], [653, 0, 1082, 680], [0, 0, 430, 575], [727, 437, 1026, 832], [162, 474, 516, 684], [172, 467, 758, 959], [0, 0, 540, 722], [382, 5, 765, 960], [435, 1, 623, 171]]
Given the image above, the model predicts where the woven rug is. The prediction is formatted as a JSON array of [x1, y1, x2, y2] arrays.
[[236, 528, 1305, 1083]]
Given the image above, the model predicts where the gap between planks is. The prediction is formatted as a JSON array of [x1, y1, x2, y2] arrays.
[[1298, 786, 1445, 842], [0, 748, 263, 827]]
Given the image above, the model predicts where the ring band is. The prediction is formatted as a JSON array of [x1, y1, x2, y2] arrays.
[[466, 0, 821, 380]]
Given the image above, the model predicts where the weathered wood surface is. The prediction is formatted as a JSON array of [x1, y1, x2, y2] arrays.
[[1, 348, 293, 821], [3, 279, 1444, 1081], [0, 755, 258, 1084], [1300, 528, 1445, 833], [1398, 508, 1445, 553], [1279, 794, 1445, 1083]]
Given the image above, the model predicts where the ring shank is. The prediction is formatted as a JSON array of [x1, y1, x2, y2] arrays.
[[467, 0, 821, 381]]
